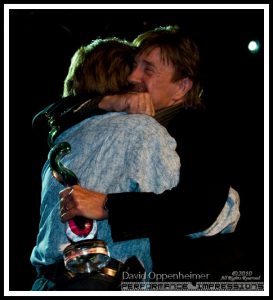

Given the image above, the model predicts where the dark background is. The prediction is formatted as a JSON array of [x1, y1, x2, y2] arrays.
[[8, 8, 265, 290]]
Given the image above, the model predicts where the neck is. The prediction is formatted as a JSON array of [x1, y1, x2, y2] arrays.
[[154, 102, 184, 127]]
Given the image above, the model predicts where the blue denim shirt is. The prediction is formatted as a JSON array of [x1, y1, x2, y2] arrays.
[[30, 112, 240, 274], [30, 112, 181, 273]]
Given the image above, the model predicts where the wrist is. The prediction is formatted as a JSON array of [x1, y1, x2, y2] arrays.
[[99, 95, 114, 111], [99, 94, 128, 112], [103, 195, 109, 211]]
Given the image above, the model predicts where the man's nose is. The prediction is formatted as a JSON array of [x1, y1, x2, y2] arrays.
[[128, 65, 143, 84]]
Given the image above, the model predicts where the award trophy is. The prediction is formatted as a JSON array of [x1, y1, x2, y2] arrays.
[[44, 101, 125, 285], [34, 96, 145, 289]]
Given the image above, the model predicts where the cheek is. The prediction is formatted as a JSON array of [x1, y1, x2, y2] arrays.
[[146, 81, 160, 100], [145, 78, 172, 108], [145, 77, 161, 94]]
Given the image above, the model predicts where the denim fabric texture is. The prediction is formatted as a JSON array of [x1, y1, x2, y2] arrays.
[[30, 112, 240, 274], [31, 112, 181, 274]]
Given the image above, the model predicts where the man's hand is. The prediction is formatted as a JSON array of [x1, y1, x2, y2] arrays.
[[99, 93, 155, 116], [59, 185, 108, 222]]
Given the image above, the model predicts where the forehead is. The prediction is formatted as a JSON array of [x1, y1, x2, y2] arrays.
[[137, 47, 172, 66]]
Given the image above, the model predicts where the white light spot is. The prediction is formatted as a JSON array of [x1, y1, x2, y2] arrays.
[[248, 40, 260, 53]]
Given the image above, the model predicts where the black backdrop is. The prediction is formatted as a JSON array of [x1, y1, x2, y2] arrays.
[[8, 8, 265, 291]]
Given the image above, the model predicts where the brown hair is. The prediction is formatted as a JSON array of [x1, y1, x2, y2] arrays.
[[133, 25, 202, 108], [63, 37, 136, 97]]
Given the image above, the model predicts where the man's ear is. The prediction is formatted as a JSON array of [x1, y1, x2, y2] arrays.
[[173, 78, 193, 103]]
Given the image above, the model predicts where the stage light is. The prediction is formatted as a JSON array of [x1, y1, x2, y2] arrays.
[[248, 40, 260, 54]]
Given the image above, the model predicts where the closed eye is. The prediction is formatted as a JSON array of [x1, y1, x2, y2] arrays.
[[144, 66, 154, 74], [143, 60, 155, 74]]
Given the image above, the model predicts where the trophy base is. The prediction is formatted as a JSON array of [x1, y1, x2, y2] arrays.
[[63, 239, 110, 273]]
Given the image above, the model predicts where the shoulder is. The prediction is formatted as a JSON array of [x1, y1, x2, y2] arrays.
[[101, 113, 161, 127], [100, 113, 177, 149], [57, 112, 176, 150], [116, 113, 165, 131], [117, 114, 175, 143], [56, 112, 124, 141], [169, 106, 229, 135], [167, 107, 207, 139], [94, 113, 170, 137]]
